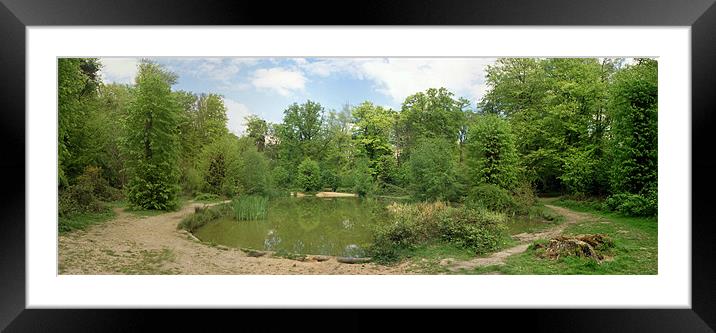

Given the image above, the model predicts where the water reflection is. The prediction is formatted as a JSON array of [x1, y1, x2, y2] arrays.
[[194, 197, 386, 256]]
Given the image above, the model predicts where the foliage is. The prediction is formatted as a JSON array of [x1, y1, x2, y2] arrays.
[[370, 202, 508, 262], [178, 204, 232, 232], [321, 168, 339, 192], [406, 138, 462, 202], [352, 158, 375, 197], [609, 59, 658, 196], [124, 60, 182, 210], [605, 192, 657, 217], [296, 158, 322, 191], [233, 196, 269, 221], [466, 114, 519, 190]]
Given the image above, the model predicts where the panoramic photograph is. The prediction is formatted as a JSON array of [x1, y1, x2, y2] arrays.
[[57, 57, 657, 275]]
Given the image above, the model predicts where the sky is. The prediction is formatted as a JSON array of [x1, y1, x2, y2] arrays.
[[98, 57, 499, 135]]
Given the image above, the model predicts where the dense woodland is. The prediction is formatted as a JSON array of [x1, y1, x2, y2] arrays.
[[58, 58, 657, 235]]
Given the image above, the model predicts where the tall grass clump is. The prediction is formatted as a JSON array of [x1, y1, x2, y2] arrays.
[[370, 202, 509, 262], [233, 195, 269, 221]]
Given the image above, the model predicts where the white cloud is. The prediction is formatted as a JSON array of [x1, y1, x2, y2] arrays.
[[359, 58, 494, 105], [293, 58, 495, 105], [223, 98, 252, 135], [98, 57, 139, 84], [251, 67, 306, 96]]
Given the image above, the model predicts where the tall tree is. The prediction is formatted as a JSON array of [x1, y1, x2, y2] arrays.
[[124, 60, 182, 210], [466, 114, 520, 190], [609, 58, 658, 195]]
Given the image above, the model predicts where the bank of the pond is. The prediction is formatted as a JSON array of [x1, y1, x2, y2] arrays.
[[59, 200, 411, 275]]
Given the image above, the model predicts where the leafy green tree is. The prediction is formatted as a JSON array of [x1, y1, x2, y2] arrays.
[[397, 88, 468, 162], [245, 115, 268, 151], [406, 138, 462, 202], [123, 60, 182, 210], [352, 158, 374, 197], [58, 58, 101, 187], [276, 101, 326, 172], [466, 114, 519, 190], [609, 59, 658, 195], [296, 158, 322, 191]]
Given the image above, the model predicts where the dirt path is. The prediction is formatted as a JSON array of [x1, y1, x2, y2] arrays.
[[441, 205, 598, 272], [59, 201, 409, 275]]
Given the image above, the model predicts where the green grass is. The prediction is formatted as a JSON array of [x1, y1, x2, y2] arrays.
[[467, 202, 657, 275], [193, 193, 225, 203], [59, 209, 116, 233], [504, 205, 563, 235], [233, 195, 269, 221]]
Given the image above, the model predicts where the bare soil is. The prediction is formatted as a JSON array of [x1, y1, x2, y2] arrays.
[[59, 201, 409, 275]]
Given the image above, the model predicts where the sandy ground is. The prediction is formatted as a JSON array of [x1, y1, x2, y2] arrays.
[[442, 205, 598, 271], [59, 201, 411, 275]]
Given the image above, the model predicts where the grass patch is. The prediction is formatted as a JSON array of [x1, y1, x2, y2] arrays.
[[233, 195, 269, 221], [468, 203, 657, 275], [504, 205, 563, 235], [59, 209, 116, 233]]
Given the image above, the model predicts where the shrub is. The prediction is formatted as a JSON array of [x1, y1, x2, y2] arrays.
[[370, 202, 508, 262], [436, 207, 508, 254], [58, 166, 118, 217], [605, 193, 657, 217], [321, 168, 339, 192], [296, 158, 322, 191], [194, 192, 220, 202], [467, 184, 515, 212], [178, 203, 232, 232]]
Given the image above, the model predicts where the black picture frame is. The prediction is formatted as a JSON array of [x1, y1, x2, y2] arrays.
[[1, 0, 714, 331]]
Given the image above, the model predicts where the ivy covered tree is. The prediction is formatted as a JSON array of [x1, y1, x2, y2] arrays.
[[296, 157, 322, 191], [609, 59, 658, 195], [124, 60, 182, 210], [466, 114, 519, 191], [406, 138, 462, 202]]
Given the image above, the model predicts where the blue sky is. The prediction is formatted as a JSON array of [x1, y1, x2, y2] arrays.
[[99, 57, 499, 135]]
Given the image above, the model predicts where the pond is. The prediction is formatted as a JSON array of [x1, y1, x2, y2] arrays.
[[193, 197, 391, 256]]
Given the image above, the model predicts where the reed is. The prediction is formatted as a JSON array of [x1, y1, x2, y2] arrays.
[[233, 195, 269, 221]]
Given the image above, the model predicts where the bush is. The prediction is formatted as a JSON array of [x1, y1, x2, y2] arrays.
[[178, 203, 232, 232], [321, 168, 339, 192], [58, 166, 119, 217], [436, 207, 508, 254], [296, 158, 322, 191], [370, 202, 508, 262], [194, 192, 220, 202], [605, 193, 657, 217]]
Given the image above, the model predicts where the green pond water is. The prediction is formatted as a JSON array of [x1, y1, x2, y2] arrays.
[[193, 197, 390, 256]]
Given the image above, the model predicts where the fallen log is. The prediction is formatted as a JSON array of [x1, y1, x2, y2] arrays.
[[336, 257, 372, 264]]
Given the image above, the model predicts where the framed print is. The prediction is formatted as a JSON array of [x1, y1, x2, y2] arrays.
[[1, 0, 715, 331]]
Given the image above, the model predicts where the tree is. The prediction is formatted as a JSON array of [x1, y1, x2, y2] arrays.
[[276, 101, 326, 172], [296, 158, 322, 191], [466, 114, 519, 190], [245, 115, 268, 151], [397, 88, 467, 162], [351, 101, 397, 181], [406, 138, 462, 202], [58, 58, 101, 187], [123, 60, 182, 210], [609, 59, 658, 195]]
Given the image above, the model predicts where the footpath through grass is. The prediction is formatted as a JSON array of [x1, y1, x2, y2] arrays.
[[468, 199, 657, 275]]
